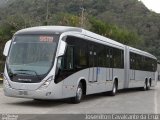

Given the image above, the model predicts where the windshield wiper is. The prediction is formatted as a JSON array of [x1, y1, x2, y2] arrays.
[[9, 72, 18, 77], [8, 68, 18, 77], [15, 69, 40, 80]]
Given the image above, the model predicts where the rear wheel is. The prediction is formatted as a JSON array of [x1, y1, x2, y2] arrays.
[[71, 82, 83, 104], [147, 79, 151, 90], [142, 80, 147, 91], [33, 99, 44, 101]]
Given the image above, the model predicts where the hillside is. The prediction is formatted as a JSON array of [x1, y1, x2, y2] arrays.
[[0, 0, 160, 71]]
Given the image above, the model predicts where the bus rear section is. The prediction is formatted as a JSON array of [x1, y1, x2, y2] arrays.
[[127, 47, 157, 89]]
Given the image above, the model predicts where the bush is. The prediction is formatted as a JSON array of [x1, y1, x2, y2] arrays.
[[0, 61, 4, 73]]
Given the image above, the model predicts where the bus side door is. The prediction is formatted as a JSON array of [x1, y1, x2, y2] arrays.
[[130, 52, 135, 80], [106, 47, 113, 81], [88, 44, 98, 83]]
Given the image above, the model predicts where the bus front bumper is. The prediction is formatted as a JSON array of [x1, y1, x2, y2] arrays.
[[3, 86, 62, 100]]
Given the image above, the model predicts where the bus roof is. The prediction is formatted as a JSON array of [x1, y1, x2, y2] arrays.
[[15, 26, 124, 48], [129, 46, 157, 60], [82, 29, 124, 48], [15, 26, 82, 35], [15, 26, 156, 59]]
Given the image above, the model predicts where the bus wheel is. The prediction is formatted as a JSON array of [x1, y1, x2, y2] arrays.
[[33, 99, 44, 101], [147, 80, 151, 90], [142, 80, 147, 91], [71, 82, 83, 104], [110, 81, 117, 96]]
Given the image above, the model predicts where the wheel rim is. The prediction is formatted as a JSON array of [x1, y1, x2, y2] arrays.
[[144, 81, 147, 90], [147, 81, 150, 89], [148, 81, 150, 87], [76, 86, 82, 100], [113, 83, 116, 94]]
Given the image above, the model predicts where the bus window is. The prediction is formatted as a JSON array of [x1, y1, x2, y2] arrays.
[[64, 45, 74, 70], [97, 44, 106, 67], [75, 39, 88, 69]]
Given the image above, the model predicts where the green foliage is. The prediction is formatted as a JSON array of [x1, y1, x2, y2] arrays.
[[0, 23, 13, 70], [53, 13, 81, 27], [89, 17, 142, 46]]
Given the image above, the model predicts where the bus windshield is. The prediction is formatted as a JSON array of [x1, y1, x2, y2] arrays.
[[6, 34, 59, 83]]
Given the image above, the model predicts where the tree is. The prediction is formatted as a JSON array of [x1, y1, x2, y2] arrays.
[[89, 17, 143, 46]]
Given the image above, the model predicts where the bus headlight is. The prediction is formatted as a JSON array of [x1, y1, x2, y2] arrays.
[[39, 76, 53, 89], [3, 74, 11, 87]]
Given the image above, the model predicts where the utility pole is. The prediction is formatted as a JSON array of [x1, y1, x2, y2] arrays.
[[80, 7, 85, 28], [46, 0, 49, 25], [80, 0, 85, 28]]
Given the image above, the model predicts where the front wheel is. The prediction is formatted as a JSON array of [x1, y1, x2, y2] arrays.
[[109, 81, 118, 96], [71, 83, 83, 104]]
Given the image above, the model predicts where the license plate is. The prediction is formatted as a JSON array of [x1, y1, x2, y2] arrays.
[[19, 91, 28, 95]]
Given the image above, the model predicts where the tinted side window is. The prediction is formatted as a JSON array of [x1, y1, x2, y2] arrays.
[[97, 44, 106, 67], [63, 46, 74, 70], [106, 47, 110, 68], [130, 52, 157, 72], [75, 39, 88, 69], [130, 52, 136, 69], [65, 36, 90, 69], [109, 48, 114, 68], [121, 50, 124, 68], [113, 48, 124, 68]]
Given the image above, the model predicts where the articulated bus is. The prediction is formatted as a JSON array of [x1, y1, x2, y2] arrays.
[[3, 26, 157, 103]]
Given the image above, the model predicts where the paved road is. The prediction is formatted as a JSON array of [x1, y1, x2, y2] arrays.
[[0, 83, 2, 88], [0, 82, 160, 114]]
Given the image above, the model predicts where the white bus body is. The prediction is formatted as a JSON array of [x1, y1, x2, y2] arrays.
[[3, 26, 157, 103]]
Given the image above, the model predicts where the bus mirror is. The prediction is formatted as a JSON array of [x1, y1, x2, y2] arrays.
[[3, 40, 11, 57], [57, 57, 63, 69], [55, 56, 63, 76], [57, 41, 66, 57]]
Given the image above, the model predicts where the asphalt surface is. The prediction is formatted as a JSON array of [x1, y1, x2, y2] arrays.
[[0, 83, 2, 88], [0, 82, 160, 114]]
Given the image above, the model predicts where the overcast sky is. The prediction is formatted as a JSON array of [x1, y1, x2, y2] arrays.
[[140, 0, 160, 13]]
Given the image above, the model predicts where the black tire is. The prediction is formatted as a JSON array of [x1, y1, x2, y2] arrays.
[[71, 82, 83, 104], [146, 79, 151, 90], [142, 80, 147, 91], [109, 81, 118, 96], [33, 99, 44, 101]]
